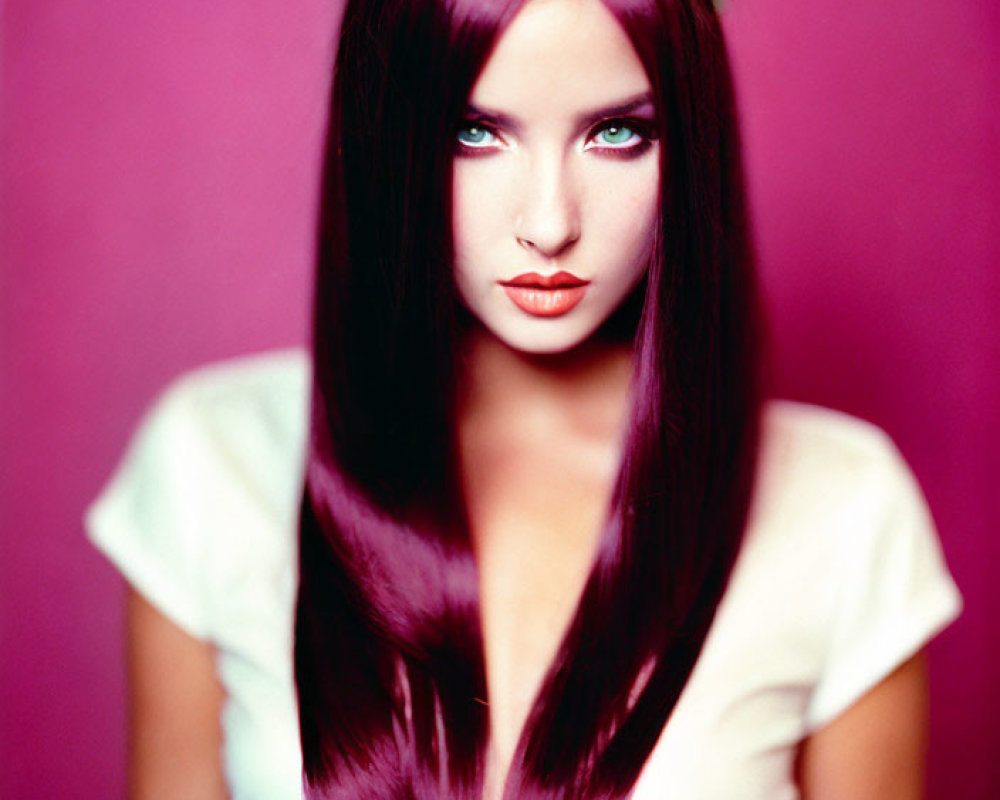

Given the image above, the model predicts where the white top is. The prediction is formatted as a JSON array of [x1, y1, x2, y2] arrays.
[[85, 349, 961, 800]]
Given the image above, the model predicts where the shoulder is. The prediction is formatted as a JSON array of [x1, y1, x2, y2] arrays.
[[748, 399, 949, 587], [753, 400, 924, 537], [748, 400, 960, 728], [120, 346, 312, 558], [87, 351, 310, 792], [154, 348, 310, 444], [760, 399, 906, 484], [739, 399, 961, 658], [140, 349, 310, 503], [162, 347, 309, 399], [85, 349, 311, 640], [633, 403, 960, 797]]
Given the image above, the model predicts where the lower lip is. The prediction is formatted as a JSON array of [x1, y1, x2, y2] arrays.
[[502, 285, 587, 317]]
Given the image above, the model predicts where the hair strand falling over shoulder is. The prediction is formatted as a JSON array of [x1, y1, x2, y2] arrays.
[[296, 1, 761, 797]]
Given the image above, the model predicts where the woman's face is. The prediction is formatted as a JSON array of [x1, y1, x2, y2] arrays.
[[452, 0, 660, 355]]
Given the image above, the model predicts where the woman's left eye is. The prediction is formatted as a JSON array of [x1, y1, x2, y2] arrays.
[[596, 125, 639, 146], [585, 119, 655, 153]]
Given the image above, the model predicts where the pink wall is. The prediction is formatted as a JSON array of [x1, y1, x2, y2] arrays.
[[2, 0, 996, 796]]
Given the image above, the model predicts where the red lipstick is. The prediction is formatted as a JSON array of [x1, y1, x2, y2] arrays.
[[499, 271, 589, 317]]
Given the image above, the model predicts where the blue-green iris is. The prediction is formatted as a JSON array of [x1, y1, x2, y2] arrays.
[[457, 126, 491, 146], [598, 125, 634, 146]]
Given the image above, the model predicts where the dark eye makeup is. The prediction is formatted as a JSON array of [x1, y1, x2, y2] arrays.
[[453, 115, 658, 159], [586, 116, 659, 159], [454, 119, 503, 157]]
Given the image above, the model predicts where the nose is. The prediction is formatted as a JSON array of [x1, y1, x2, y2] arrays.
[[514, 153, 581, 258]]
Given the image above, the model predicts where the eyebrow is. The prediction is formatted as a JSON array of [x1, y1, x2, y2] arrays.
[[464, 91, 656, 135]]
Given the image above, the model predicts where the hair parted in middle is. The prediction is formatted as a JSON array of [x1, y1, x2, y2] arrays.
[[295, 0, 761, 797]]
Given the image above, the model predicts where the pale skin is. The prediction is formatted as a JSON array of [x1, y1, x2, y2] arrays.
[[125, 0, 930, 797]]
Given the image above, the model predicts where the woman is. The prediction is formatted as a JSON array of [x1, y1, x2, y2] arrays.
[[86, 0, 961, 797]]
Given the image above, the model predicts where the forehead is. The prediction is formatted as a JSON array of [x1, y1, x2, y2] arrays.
[[469, 0, 650, 114]]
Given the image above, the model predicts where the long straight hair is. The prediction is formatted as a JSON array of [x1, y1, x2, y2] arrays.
[[295, 0, 761, 797]]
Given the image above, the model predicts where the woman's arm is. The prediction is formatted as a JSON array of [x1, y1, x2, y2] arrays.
[[798, 652, 929, 800], [126, 587, 229, 800]]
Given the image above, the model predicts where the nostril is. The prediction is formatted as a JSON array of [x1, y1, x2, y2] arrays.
[[514, 212, 581, 257]]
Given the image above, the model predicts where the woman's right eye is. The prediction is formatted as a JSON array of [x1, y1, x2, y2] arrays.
[[456, 123, 500, 151]]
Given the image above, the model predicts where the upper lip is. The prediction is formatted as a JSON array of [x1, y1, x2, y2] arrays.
[[499, 271, 589, 289]]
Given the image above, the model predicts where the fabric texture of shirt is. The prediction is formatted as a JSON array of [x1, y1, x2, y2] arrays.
[[85, 349, 962, 800]]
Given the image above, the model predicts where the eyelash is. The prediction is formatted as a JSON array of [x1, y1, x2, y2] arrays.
[[454, 117, 658, 159], [586, 118, 658, 157]]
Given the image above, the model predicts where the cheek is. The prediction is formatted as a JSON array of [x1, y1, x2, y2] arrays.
[[593, 170, 659, 275], [451, 163, 505, 269], [626, 162, 661, 231], [451, 167, 474, 260]]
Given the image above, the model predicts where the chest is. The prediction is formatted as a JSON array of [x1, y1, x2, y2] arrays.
[[214, 445, 836, 800], [460, 426, 620, 779]]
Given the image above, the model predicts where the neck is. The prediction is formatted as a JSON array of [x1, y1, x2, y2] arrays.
[[457, 325, 635, 438], [456, 326, 637, 788]]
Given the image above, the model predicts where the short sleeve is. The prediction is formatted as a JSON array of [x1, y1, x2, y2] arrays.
[[85, 379, 221, 640], [804, 436, 962, 729]]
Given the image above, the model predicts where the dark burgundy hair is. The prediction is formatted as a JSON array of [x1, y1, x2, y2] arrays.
[[295, 0, 760, 797]]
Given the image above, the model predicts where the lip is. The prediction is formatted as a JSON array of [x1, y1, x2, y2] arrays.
[[500, 271, 589, 289], [498, 271, 590, 317]]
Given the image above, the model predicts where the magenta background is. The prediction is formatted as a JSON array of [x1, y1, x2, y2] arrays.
[[2, 0, 997, 796]]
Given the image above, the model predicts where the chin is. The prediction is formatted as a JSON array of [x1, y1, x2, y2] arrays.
[[509, 337, 586, 356], [485, 315, 605, 356]]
